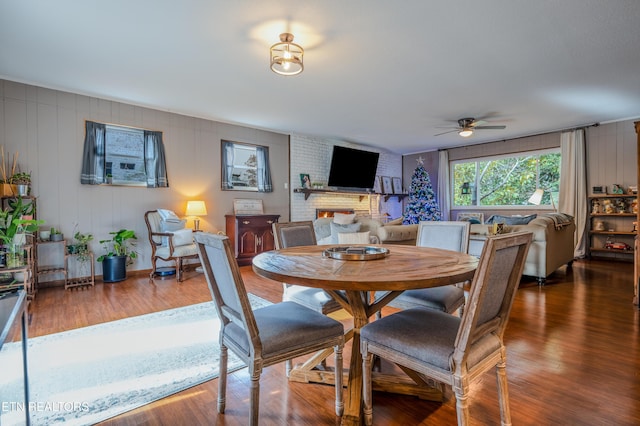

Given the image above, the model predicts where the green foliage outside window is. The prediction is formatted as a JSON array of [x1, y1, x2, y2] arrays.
[[452, 150, 560, 207]]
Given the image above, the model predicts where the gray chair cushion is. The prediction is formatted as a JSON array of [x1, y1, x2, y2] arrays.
[[392, 286, 465, 312], [283, 285, 343, 314], [224, 301, 344, 358]]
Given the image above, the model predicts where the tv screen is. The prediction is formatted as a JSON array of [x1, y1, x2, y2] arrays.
[[327, 146, 380, 190]]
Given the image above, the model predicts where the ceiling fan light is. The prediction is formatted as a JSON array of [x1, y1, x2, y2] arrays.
[[270, 33, 304, 76], [459, 128, 473, 137]]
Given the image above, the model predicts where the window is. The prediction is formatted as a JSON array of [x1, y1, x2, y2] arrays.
[[221, 140, 272, 192], [451, 149, 560, 208], [80, 121, 169, 187]]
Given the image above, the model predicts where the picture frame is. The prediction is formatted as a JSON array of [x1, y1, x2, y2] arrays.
[[392, 177, 403, 194], [381, 176, 393, 194], [372, 176, 382, 194], [299, 173, 311, 189], [592, 186, 606, 194], [233, 199, 264, 215], [456, 212, 485, 224]]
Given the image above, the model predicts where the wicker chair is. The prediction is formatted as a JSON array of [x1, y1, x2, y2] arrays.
[[194, 232, 344, 425], [361, 232, 532, 426]]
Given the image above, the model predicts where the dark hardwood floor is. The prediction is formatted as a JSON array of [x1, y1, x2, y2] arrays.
[[17, 258, 640, 425]]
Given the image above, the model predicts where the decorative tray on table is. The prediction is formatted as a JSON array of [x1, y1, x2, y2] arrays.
[[322, 246, 390, 261]]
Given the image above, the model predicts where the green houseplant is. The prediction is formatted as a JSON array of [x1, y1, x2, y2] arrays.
[[97, 229, 137, 282], [0, 197, 44, 267]]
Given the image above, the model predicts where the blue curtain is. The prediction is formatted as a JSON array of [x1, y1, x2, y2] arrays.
[[80, 121, 106, 184], [144, 130, 169, 188], [256, 145, 272, 192], [221, 141, 235, 190]]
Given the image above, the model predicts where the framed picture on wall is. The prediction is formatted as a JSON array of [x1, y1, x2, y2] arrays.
[[381, 176, 393, 194], [300, 173, 311, 189], [392, 177, 403, 194], [373, 176, 382, 193]]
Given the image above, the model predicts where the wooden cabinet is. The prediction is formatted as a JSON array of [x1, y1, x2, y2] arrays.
[[588, 194, 636, 260], [225, 214, 280, 266]]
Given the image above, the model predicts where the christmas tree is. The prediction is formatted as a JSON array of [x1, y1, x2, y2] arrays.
[[403, 158, 441, 224]]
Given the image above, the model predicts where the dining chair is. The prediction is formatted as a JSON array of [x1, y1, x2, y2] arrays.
[[272, 221, 343, 315], [194, 232, 344, 425], [361, 231, 532, 426], [387, 220, 471, 314]]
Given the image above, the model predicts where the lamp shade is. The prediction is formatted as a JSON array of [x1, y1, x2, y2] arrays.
[[458, 128, 473, 138], [185, 200, 208, 217], [270, 33, 304, 76], [528, 189, 544, 205]]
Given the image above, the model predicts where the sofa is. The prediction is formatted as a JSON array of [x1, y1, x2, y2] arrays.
[[313, 215, 418, 245], [468, 214, 576, 285]]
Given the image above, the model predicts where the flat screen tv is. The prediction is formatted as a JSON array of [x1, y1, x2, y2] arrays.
[[327, 146, 380, 190]]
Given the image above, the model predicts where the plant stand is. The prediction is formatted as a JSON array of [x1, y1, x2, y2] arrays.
[[66, 251, 95, 290]]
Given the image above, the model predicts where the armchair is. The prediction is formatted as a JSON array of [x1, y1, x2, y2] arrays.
[[144, 209, 199, 282]]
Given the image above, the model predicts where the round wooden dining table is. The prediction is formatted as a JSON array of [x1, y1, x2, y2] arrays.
[[252, 244, 478, 426]]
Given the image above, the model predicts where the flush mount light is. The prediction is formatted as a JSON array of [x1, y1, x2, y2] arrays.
[[458, 128, 473, 137], [270, 33, 304, 76]]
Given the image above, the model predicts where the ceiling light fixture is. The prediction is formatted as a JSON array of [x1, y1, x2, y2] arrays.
[[458, 127, 473, 137], [270, 33, 304, 76]]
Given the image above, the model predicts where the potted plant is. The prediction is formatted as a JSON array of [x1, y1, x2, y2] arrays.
[[97, 229, 137, 283], [11, 171, 31, 196], [0, 197, 44, 267], [69, 230, 94, 276], [50, 227, 64, 241]]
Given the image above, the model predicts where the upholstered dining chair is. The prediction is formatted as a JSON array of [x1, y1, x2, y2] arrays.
[[272, 221, 343, 315], [387, 220, 471, 314], [144, 209, 199, 282], [361, 231, 532, 426], [194, 232, 344, 425]]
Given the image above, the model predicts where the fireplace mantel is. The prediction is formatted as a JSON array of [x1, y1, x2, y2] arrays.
[[294, 187, 406, 202]]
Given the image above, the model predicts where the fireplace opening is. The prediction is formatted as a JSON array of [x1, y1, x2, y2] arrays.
[[316, 208, 355, 219]]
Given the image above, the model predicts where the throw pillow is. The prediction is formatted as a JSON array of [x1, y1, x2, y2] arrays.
[[338, 231, 371, 244], [333, 212, 356, 225], [169, 228, 193, 247], [161, 219, 187, 232], [386, 217, 403, 226], [330, 221, 361, 244], [157, 209, 181, 222], [486, 214, 537, 225]]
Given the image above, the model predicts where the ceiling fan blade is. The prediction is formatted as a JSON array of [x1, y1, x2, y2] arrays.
[[433, 129, 459, 136], [470, 120, 487, 127], [474, 125, 506, 130]]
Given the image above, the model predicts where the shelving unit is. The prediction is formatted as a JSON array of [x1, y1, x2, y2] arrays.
[[588, 194, 637, 260], [294, 187, 407, 202], [0, 243, 35, 298], [65, 251, 95, 290], [36, 239, 68, 287]]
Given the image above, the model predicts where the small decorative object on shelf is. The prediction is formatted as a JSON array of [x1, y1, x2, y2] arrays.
[[592, 199, 601, 214], [50, 227, 64, 241], [604, 236, 632, 251], [592, 185, 606, 194], [300, 173, 311, 189], [611, 183, 625, 194]]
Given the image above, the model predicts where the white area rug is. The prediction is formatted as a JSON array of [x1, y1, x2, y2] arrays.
[[0, 294, 271, 425]]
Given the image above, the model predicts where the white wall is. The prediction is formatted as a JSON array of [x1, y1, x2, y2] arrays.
[[0, 79, 290, 279]]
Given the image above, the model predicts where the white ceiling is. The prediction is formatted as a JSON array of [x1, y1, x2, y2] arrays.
[[1, 1, 639, 154]]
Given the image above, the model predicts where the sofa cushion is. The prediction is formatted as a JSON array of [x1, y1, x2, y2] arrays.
[[486, 214, 537, 225], [330, 221, 361, 244], [333, 212, 356, 225], [338, 231, 371, 244]]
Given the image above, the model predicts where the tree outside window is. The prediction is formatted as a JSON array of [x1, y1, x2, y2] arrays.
[[452, 149, 560, 207]]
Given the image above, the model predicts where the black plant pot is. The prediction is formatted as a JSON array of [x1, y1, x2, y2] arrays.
[[102, 255, 127, 283]]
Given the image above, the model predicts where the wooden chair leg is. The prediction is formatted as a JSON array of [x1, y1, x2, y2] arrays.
[[177, 258, 183, 282], [249, 367, 261, 426], [335, 345, 344, 416], [362, 351, 373, 426], [149, 258, 158, 280], [218, 345, 228, 413], [453, 380, 470, 426], [496, 359, 512, 426]]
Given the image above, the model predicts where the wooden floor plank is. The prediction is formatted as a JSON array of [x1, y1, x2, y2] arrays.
[[13, 259, 640, 425]]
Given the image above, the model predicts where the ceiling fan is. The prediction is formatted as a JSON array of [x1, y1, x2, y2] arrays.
[[434, 117, 506, 138]]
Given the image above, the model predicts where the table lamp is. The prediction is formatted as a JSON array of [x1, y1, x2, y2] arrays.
[[185, 200, 207, 231]]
